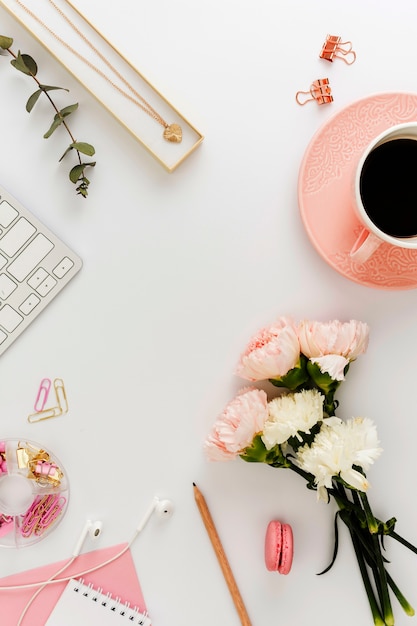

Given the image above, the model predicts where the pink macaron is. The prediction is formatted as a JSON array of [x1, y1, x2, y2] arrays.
[[264, 520, 294, 574]]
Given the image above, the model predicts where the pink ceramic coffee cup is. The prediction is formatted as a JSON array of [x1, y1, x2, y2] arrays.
[[350, 122, 417, 264]]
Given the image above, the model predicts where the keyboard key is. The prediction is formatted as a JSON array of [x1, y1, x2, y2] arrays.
[[7, 234, 54, 282], [0, 305, 23, 332], [0, 254, 7, 271], [19, 293, 40, 315], [0, 329, 6, 344], [36, 276, 57, 297], [0, 274, 17, 300], [0, 218, 35, 257], [53, 256, 74, 278], [0, 201, 18, 228], [27, 267, 48, 288]]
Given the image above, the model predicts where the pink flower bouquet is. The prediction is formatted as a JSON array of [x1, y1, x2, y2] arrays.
[[206, 316, 417, 626]]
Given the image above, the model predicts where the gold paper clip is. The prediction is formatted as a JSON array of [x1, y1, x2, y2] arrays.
[[54, 378, 69, 414], [319, 35, 356, 64], [296, 78, 333, 106], [27, 406, 62, 424]]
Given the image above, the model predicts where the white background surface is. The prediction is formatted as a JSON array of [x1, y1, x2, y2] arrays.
[[1, 1, 417, 625]]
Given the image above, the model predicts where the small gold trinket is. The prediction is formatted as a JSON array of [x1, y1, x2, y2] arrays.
[[163, 123, 183, 143]]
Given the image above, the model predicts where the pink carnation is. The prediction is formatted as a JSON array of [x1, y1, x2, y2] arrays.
[[236, 317, 300, 381], [205, 388, 269, 461], [298, 319, 370, 381]]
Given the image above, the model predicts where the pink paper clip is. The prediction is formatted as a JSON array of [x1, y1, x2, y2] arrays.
[[296, 78, 333, 106], [319, 34, 356, 65], [20, 494, 66, 537], [34, 378, 52, 412]]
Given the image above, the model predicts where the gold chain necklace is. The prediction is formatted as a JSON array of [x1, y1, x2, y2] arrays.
[[14, 0, 183, 143]]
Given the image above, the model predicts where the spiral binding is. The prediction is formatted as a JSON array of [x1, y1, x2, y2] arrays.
[[73, 579, 151, 625]]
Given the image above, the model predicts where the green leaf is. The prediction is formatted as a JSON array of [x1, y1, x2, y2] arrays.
[[43, 103, 79, 138], [59, 103, 78, 117], [239, 434, 269, 463], [21, 53, 37, 75], [70, 142, 95, 157], [306, 360, 342, 396], [10, 51, 37, 75], [26, 89, 42, 113], [26, 85, 69, 113], [59, 145, 74, 162], [269, 355, 309, 391], [69, 164, 85, 183], [69, 161, 95, 183], [0, 35, 13, 50], [40, 84, 68, 93], [43, 115, 63, 138]]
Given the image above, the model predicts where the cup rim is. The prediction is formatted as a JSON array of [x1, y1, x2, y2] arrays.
[[354, 122, 417, 248]]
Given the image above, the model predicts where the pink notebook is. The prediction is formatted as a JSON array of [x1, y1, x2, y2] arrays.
[[0, 543, 147, 626]]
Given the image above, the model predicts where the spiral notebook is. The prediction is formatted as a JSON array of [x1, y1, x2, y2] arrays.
[[45, 578, 152, 625]]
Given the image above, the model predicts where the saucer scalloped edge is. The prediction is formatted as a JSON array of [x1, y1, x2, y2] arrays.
[[298, 92, 417, 290]]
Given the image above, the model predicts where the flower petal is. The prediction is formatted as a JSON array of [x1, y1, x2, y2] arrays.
[[310, 355, 349, 381], [236, 317, 300, 381]]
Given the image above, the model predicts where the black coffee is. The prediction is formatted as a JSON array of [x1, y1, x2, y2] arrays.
[[359, 137, 417, 237]]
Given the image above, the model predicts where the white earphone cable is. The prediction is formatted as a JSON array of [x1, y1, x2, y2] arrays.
[[0, 529, 140, 591], [0, 496, 170, 593], [17, 556, 76, 625]]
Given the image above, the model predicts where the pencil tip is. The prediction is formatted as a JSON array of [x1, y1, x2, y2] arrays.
[[192, 481, 196, 486]]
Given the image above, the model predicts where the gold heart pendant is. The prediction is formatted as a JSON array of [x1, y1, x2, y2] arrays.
[[163, 123, 183, 143]]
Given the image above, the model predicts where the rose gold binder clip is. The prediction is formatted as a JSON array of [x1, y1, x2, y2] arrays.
[[319, 35, 356, 65], [295, 78, 333, 106]]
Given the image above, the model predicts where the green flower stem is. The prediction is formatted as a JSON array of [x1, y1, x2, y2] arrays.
[[324, 389, 337, 416], [286, 459, 316, 485], [389, 531, 417, 555], [357, 494, 394, 625], [360, 492, 379, 534], [343, 510, 386, 626], [385, 571, 415, 617]]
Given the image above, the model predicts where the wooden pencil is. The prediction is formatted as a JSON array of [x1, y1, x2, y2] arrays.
[[193, 483, 252, 626]]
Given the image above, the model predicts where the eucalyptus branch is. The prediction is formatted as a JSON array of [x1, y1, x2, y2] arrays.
[[0, 35, 96, 198]]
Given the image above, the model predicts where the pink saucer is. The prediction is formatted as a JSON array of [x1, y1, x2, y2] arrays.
[[298, 92, 417, 290]]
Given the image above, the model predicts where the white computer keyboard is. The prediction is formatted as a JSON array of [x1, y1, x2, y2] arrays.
[[0, 183, 82, 356]]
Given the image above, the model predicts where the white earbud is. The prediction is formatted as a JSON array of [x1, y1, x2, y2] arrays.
[[156, 499, 174, 518], [135, 497, 174, 533], [72, 520, 103, 556]]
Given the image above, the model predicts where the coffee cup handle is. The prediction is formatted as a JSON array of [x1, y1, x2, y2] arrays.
[[349, 228, 382, 263]]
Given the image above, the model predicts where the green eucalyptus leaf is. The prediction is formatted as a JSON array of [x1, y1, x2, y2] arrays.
[[70, 142, 95, 156], [59, 103, 78, 117], [11, 51, 37, 75], [27, 86, 69, 113], [69, 161, 96, 183], [59, 145, 73, 162], [26, 89, 42, 113], [0, 35, 13, 50], [40, 84, 68, 92], [69, 163, 86, 183], [43, 114, 63, 138], [27, 86, 70, 113], [21, 54, 37, 75], [10, 51, 30, 74]]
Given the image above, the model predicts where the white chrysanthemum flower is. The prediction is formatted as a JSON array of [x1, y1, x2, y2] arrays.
[[261, 389, 324, 449], [295, 416, 382, 500]]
